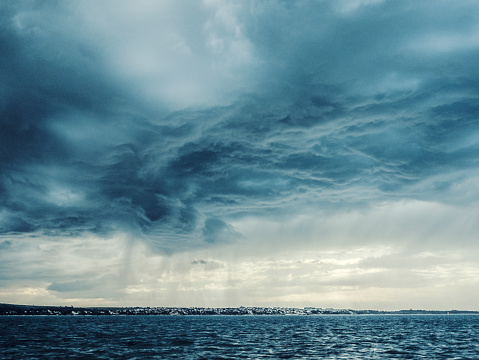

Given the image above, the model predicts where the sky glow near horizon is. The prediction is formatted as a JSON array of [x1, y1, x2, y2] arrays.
[[1, 0, 479, 310]]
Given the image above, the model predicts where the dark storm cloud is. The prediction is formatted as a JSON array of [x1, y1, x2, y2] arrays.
[[203, 218, 242, 243], [1, 0, 479, 253]]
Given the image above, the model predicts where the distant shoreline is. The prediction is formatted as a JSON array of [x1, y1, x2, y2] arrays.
[[1, 303, 478, 316]]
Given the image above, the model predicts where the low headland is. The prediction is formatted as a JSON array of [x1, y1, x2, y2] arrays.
[[1, 303, 477, 316]]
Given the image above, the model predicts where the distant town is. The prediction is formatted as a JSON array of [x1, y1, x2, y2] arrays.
[[1, 303, 478, 316]]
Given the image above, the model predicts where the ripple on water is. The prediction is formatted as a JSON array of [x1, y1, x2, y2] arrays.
[[1, 315, 479, 359]]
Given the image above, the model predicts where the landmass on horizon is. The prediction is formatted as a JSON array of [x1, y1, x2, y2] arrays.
[[1, 303, 477, 316]]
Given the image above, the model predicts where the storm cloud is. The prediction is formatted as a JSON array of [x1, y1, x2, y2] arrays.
[[1, 0, 479, 308]]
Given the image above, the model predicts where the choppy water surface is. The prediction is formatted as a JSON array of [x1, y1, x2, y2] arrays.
[[1, 315, 478, 359]]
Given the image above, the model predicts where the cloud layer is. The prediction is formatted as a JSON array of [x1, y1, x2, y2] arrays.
[[1, 0, 479, 308]]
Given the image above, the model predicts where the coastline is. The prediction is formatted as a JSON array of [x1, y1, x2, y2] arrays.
[[1, 303, 477, 316]]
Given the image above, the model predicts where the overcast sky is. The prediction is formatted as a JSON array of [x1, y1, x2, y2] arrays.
[[1, 0, 479, 310]]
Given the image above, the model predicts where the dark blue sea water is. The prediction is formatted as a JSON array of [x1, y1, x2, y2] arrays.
[[1, 315, 478, 359]]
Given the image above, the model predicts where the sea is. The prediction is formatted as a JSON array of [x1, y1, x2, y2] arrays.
[[1, 314, 478, 359]]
